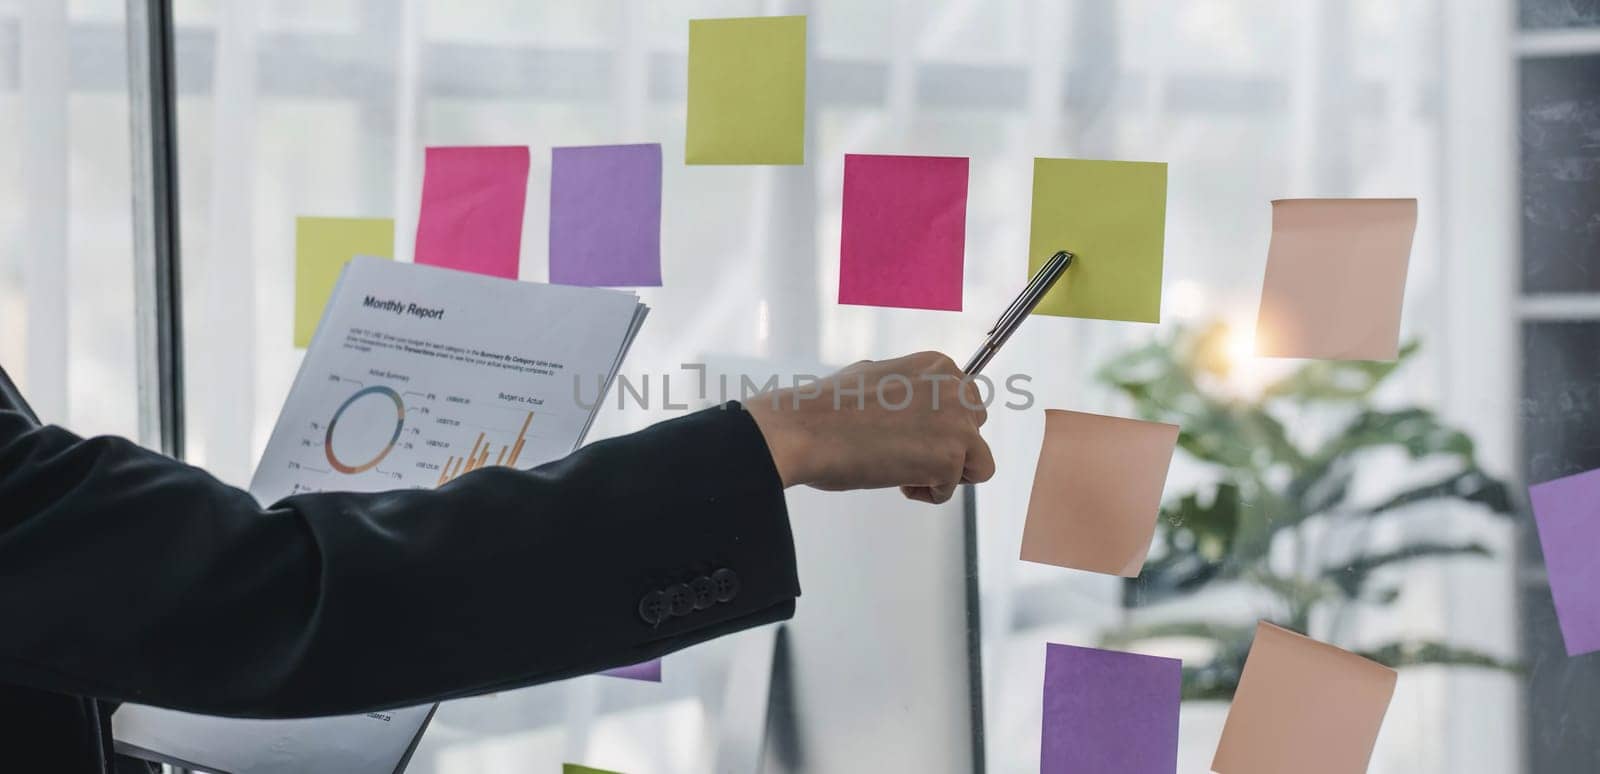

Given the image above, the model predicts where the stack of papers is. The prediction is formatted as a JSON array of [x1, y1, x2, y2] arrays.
[[114, 256, 648, 774]]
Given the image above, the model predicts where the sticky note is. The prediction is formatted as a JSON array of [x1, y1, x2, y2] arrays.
[[549, 144, 662, 287], [1212, 622, 1397, 774], [1254, 198, 1417, 360], [414, 146, 531, 279], [294, 217, 393, 348], [601, 659, 662, 682], [1529, 468, 1600, 656], [1029, 158, 1167, 322], [564, 765, 623, 774], [1021, 409, 1178, 576], [1041, 643, 1180, 774], [685, 16, 806, 165], [838, 153, 969, 311]]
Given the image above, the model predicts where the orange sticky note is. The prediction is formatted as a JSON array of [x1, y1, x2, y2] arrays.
[[1254, 198, 1417, 360], [1212, 621, 1397, 774], [1020, 409, 1178, 576]]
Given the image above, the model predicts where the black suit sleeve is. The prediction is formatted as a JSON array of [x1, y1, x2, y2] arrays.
[[0, 402, 799, 718]]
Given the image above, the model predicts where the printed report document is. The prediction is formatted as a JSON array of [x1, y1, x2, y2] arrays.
[[113, 256, 649, 774]]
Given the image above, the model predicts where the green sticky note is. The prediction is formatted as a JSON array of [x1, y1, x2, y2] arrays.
[[1028, 158, 1167, 322], [295, 216, 393, 347], [686, 15, 806, 165], [563, 765, 624, 774]]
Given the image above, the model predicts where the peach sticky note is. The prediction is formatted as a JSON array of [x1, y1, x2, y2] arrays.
[[1254, 198, 1417, 360], [838, 153, 969, 311], [414, 146, 531, 279], [1212, 621, 1397, 774], [1020, 409, 1178, 576]]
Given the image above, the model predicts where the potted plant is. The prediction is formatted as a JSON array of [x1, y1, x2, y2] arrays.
[[1095, 322, 1517, 699]]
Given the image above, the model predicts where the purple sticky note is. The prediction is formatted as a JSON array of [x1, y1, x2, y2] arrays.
[[1041, 642, 1180, 774], [415, 146, 531, 279], [838, 153, 969, 311], [601, 660, 661, 682], [549, 143, 663, 287], [1529, 468, 1600, 656]]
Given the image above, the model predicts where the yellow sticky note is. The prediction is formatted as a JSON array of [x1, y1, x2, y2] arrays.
[[1028, 158, 1167, 322], [295, 217, 393, 347], [686, 15, 806, 165], [564, 766, 623, 774]]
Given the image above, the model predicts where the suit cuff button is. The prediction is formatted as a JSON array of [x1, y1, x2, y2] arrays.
[[666, 583, 695, 617], [638, 590, 666, 624], [690, 576, 717, 610], [712, 568, 741, 603]]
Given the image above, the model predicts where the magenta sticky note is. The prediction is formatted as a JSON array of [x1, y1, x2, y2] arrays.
[[1529, 468, 1600, 656], [549, 144, 663, 287], [1042, 642, 1180, 774], [601, 660, 661, 682], [414, 146, 531, 279], [838, 153, 968, 311]]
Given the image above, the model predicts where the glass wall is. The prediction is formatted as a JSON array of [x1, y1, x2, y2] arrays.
[[9, 0, 1586, 772], [0, 0, 139, 438]]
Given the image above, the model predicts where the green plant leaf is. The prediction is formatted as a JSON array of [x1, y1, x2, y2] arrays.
[[1178, 634, 1257, 701], [1261, 340, 1419, 404], [1324, 541, 1493, 598], [1236, 408, 1308, 470], [1356, 640, 1521, 672], [1124, 482, 1245, 607], [1099, 621, 1257, 651], [1181, 662, 1245, 701], [1327, 408, 1476, 461], [1295, 460, 1354, 519], [1369, 468, 1516, 516], [1248, 571, 1341, 617], [1285, 406, 1492, 530], [1122, 554, 1226, 608]]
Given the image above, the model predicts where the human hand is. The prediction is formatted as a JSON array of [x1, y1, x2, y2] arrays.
[[744, 352, 994, 504]]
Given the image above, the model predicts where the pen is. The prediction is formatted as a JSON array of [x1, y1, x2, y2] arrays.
[[962, 250, 1073, 375]]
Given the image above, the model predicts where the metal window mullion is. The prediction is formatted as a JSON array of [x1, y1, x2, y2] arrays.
[[126, 0, 184, 459]]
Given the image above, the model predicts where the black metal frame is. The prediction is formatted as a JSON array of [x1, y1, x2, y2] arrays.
[[963, 482, 986, 774], [126, 0, 184, 459]]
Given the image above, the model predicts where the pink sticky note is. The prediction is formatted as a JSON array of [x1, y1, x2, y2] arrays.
[[838, 153, 968, 311], [415, 146, 531, 279]]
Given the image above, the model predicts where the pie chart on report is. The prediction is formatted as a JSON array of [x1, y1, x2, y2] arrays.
[[325, 385, 406, 474]]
